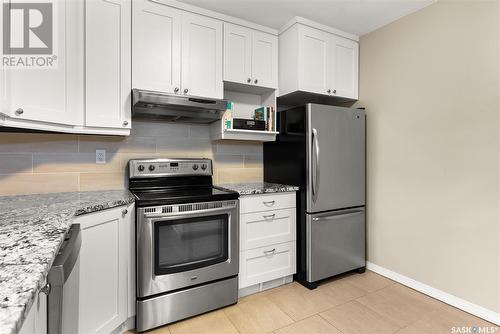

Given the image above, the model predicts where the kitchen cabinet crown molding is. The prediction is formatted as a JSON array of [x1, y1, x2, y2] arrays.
[[279, 16, 359, 42], [149, 0, 279, 35]]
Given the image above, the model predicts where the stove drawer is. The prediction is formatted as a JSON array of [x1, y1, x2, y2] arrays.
[[239, 241, 296, 288], [240, 192, 296, 214], [240, 208, 296, 250]]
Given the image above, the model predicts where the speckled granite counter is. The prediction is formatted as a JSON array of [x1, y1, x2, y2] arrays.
[[0, 190, 135, 334], [217, 182, 299, 196]]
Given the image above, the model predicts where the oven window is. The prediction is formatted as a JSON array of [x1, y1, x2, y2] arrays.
[[154, 214, 229, 275]]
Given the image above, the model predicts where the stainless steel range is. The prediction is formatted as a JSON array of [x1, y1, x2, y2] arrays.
[[128, 158, 240, 332]]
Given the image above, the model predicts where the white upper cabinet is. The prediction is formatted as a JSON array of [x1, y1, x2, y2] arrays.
[[1, 0, 84, 126], [133, 2, 223, 99], [224, 23, 278, 89], [132, 0, 181, 93], [251, 31, 278, 88], [297, 25, 329, 95], [0, 0, 131, 135], [86, 0, 132, 129], [329, 35, 359, 99], [279, 20, 359, 100], [181, 13, 223, 99], [224, 24, 252, 85]]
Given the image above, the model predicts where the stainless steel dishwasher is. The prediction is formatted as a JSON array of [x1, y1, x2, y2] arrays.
[[41, 223, 81, 334]]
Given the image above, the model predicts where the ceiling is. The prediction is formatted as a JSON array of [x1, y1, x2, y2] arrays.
[[177, 0, 434, 36]]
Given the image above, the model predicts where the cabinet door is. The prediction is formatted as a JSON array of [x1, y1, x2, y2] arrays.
[[1, 0, 84, 125], [223, 23, 252, 85], [125, 203, 136, 318], [181, 13, 223, 99], [251, 31, 278, 89], [85, 0, 131, 129], [297, 25, 330, 95], [34, 290, 47, 334], [132, 0, 181, 93], [77, 206, 128, 334], [329, 35, 359, 99], [19, 287, 47, 334]]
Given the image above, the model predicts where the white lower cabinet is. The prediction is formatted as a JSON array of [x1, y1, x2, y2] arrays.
[[240, 241, 296, 288], [73, 203, 135, 334], [238, 192, 297, 296], [18, 287, 47, 334], [240, 208, 296, 250]]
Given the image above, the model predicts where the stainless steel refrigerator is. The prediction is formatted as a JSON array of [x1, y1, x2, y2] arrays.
[[264, 103, 365, 289]]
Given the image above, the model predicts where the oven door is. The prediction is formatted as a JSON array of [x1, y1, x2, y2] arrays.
[[137, 200, 239, 298]]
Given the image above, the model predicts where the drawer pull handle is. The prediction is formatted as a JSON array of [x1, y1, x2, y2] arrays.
[[263, 248, 276, 255], [263, 214, 276, 219], [263, 200, 275, 206]]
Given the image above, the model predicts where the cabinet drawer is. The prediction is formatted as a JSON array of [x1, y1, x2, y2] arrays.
[[239, 241, 296, 288], [240, 192, 295, 214], [241, 208, 296, 250]]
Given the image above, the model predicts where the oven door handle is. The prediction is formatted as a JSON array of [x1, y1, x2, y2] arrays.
[[142, 206, 237, 219]]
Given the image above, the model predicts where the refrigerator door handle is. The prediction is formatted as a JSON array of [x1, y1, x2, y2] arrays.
[[312, 210, 364, 221], [312, 128, 320, 203]]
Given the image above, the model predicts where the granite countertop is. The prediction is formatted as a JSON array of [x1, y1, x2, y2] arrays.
[[217, 182, 299, 196], [0, 190, 135, 334]]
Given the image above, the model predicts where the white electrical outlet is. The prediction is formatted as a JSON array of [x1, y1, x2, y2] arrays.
[[96, 149, 106, 164]]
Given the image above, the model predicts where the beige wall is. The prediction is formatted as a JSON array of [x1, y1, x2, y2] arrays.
[[0, 120, 263, 195], [357, 0, 500, 313]]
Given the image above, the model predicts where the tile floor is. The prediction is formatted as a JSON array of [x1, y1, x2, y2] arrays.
[[129, 271, 497, 334]]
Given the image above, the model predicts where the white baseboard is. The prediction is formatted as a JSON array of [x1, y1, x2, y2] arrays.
[[366, 262, 500, 326]]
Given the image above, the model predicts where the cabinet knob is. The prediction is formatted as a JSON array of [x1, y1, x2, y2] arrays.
[[327, 89, 331, 94], [15, 108, 24, 115], [183, 88, 189, 94], [122, 209, 128, 216], [39, 283, 51, 296], [174, 87, 179, 93], [123, 120, 129, 126], [254, 79, 258, 84], [247, 78, 251, 83], [333, 89, 337, 94]]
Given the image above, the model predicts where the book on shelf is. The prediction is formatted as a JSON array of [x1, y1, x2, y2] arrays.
[[223, 101, 233, 130], [254, 106, 276, 132]]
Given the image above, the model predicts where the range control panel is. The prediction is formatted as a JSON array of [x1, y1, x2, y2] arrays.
[[129, 158, 212, 178]]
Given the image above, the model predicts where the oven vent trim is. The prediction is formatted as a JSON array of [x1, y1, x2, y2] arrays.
[[143, 201, 237, 216]]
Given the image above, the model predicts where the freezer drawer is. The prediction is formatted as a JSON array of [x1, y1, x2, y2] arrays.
[[306, 208, 365, 282]]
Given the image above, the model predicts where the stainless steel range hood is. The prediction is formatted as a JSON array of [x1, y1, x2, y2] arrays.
[[132, 89, 227, 123]]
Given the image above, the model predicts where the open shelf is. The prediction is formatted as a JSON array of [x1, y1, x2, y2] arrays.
[[210, 83, 278, 142], [210, 120, 279, 142]]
